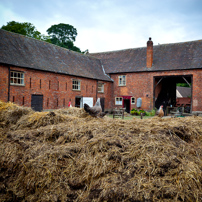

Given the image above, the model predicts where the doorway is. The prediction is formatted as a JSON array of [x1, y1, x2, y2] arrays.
[[154, 75, 192, 114], [31, 94, 43, 111], [75, 96, 83, 108], [100, 98, 105, 112], [122, 96, 131, 113]]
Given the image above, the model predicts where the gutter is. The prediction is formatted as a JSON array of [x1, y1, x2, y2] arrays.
[[0, 62, 113, 82]]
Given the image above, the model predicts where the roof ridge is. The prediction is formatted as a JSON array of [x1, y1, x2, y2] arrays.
[[90, 38, 202, 55], [90, 46, 146, 55]]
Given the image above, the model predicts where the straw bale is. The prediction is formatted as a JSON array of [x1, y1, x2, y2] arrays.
[[1, 101, 202, 201]]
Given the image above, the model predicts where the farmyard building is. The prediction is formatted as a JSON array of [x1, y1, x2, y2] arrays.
[[1, 29, 202, 113]]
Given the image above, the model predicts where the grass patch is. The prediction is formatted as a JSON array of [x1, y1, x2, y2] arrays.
[[107, 114, 154, 120]]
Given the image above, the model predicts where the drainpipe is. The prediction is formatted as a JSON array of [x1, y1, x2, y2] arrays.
[[8, 66, 10, 102]]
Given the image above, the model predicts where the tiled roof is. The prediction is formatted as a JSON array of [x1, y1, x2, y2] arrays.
[[1, 28, 202, 77], [91, 40, 202, 74], [0, 29, 112, 82], [176, 86, 191, 98]]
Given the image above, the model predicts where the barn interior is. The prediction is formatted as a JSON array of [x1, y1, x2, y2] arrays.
[[154, 75, 192, 114]]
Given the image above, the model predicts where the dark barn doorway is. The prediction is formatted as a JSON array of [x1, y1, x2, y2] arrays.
[[154, 75, 192, 114], [75, 96, 83, 108], [31, 94, 43, 111], [100, 98, 105, 112], [123, 96, 131, 113]]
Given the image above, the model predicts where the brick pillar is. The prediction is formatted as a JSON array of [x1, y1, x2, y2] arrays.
[[146, 37, 153, 68]]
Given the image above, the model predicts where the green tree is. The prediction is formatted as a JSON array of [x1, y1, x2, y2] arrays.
[[1, 21, 43, 40], [46, 23, 81, 52]]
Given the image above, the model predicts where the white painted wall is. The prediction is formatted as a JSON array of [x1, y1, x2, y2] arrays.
[[82, 97, 93, 107]]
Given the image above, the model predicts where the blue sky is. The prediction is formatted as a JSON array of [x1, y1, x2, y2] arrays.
[[0, 0, 202, 53]]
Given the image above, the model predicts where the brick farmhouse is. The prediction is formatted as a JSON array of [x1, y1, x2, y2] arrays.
[[1, 29, 202, 113]]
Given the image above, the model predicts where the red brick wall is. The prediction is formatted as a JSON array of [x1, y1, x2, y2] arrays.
[[2, 64, 202, 112], [0, 65, 113, 110], [0, 65, 9, 102], [111, 69, 202, 112]]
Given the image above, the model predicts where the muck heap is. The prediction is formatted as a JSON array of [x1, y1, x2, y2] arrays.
[[0, 101, 202, 201]]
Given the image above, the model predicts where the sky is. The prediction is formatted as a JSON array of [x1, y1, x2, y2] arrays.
[[0, 0, 202, 53]]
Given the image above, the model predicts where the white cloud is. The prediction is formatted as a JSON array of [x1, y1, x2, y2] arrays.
[[1, 0, 202, 52]]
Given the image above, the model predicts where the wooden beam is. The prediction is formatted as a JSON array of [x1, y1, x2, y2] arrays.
[[182, 76, 191, 87], [155, 77, 163, 88]]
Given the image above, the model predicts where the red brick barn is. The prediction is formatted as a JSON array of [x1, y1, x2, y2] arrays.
[[0, 29, 113, 111], [91, 38, 202, 114], [1, 29, 202, 114]]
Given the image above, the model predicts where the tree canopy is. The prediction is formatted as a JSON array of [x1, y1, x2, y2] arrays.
[[46, 23, 81, 52], [47, 23, 77, 43], [1, 21, 43, 40]]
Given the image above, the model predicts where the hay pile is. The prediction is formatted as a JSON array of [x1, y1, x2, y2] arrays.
[[0, 101, 202, 202]]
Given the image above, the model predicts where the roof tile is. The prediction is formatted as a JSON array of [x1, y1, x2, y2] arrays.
[[0, 29, 112, 82]]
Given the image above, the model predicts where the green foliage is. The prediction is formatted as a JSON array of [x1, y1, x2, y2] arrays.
[[47, 23, 77, 43], [46, 23, 81, 52], [176, 83, 191, 87], [130, 108, 155, 116], [1, 21, 42, 40], [149, 109, 156, 116]]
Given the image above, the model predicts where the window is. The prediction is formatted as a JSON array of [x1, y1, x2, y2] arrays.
[[131, 97, 136, 104], [10, 71, 24, 85], [98, 83, 104, 93], [118, 75, 126, 86], [115, 97, 123, 105], [63, 98, 65, 107], [72, 80, 80, 90], [57, 98, 58, 107]]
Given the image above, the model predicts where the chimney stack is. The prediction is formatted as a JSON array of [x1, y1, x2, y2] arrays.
[[146, 37, 153, 68]]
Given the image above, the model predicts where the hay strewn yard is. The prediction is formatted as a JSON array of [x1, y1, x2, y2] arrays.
[[0, 101, 202, 201]]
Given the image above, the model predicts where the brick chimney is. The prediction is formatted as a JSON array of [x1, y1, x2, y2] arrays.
[[146, 37, 153, 68]]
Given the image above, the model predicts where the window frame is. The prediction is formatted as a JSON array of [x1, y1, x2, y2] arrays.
[[72, 79, 81, 91], [115, 97, 123, 105], [131, 97, 136, 104], [118, 75, 126, 86], [98, 83, 104, 93], [10, 71, 25, 86]]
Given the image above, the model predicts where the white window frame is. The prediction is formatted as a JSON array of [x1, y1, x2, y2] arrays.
[[118, 75, 126, 86], [10, 71, 25, 86], [98, 83, 104, 93], [72, 79, 80, 91], [115, 97, 123, 105], [131, 97, 136, 104]]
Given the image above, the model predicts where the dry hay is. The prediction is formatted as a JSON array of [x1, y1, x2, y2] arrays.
[[0, 102, 202, 201], [0, 101, 33, 128]]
